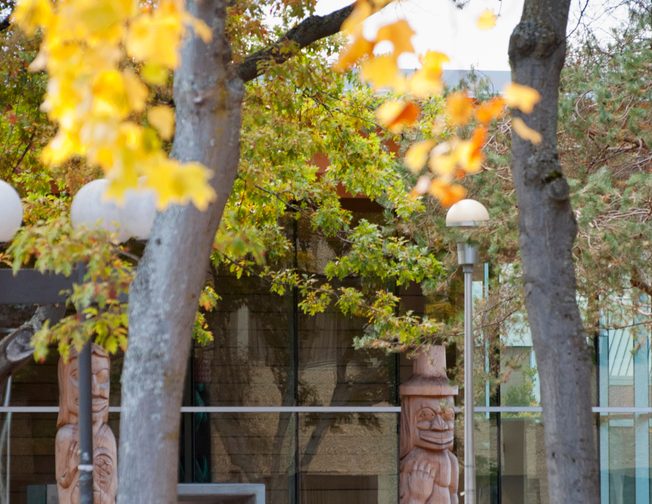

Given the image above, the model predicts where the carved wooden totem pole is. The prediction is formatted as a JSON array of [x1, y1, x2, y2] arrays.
[[400, 346, 459, 504], [56, 344, 117, 503]]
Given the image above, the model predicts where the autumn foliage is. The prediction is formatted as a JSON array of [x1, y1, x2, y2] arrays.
[[335, 0, 542, 206], [12, 0, 214, 209]]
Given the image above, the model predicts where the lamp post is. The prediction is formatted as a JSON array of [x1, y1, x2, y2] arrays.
[[70, 178, 155, 504], [446, 198, 489, 504], [2, 177, 155, 504]]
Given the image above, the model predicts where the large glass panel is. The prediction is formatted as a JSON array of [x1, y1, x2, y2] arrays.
[[184, 412, 296, 504], [475, 413, 548, 504], [299, 412, 398, 504], [475, 412, 499, 504], [197, 274, 293, 406], [298, 311, 397, 407]]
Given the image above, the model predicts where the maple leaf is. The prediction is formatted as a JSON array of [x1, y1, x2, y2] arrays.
[[455, 126, 486, 173], [141, 63, 169, 86], [475, 96, 505, 124], [445, 91, 473, 126], [186, 15, 212, 43], [334, 36, 374, 72], [476, 9, 497, 30], [360, 55, 402, 90], [504, 83, 541, 114], [126, 2, 185, 69], [404, 140, 435, 173], [512, 117, 542, 144], [41, 130, 81, 166], [148, 106, 175, 140], [429, 148, 457, 177], [376, 20, 415, 56], [376, 100, 420, 133], [91, 70, 132, 119], [342, 0, 372, 35], [123, 70, 149, 112], [409, 51, 448, 98], [144, 157, 215, 210], [11, 0, 53, 35], [429, 179, 467, 207]]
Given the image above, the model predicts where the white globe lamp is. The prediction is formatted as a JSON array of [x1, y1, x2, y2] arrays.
[[119, 187, 156, 240], [71, 179, 129, 242], [0, 180, 24, 242], [445, 198, 490, 228]]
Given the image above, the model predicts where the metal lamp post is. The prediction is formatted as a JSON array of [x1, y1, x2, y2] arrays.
[[446, 198, 489, 504], [70, 178, 155, 503], [2, 177, 155, 504]]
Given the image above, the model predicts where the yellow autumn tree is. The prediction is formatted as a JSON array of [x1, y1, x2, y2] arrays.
[[12, 0, 214, 209]]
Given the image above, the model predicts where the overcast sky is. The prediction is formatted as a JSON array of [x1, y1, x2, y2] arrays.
[[315, 0, 628, 71]]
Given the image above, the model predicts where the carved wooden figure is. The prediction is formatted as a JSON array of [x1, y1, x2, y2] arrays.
[[56, 345, 117, 504], [400, 346, 459, 504]]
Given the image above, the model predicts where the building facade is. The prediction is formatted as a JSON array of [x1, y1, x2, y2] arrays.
[[0, 251, 650, 503]]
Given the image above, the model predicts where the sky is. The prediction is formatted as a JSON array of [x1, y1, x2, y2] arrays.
[[315, 0, 629, 71]]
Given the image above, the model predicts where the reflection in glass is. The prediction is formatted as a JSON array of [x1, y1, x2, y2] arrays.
[[299, 413, 398, 504], [475, 413, 548, 504]]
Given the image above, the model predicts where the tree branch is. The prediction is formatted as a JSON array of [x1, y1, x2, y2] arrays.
[[237, 3, 355, 83], [0, 304, 64, 385]]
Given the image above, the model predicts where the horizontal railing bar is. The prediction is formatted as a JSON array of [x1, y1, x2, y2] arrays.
[[1, 405, 652, 414]]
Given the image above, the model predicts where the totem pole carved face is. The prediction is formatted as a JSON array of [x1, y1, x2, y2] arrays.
[[91, 350, 110, 423], [57, 345, 111, 428], [413, 397, 455, 451]]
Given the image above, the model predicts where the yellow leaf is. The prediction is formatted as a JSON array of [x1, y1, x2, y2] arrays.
[[41, 130, 81, 166], [105, 164, 139, 202], [342, 1, 372, 35], [408, 51, 448, 98], [422, 51, 450, 73], [455, 126, 486, 173], [409, 71, 443, 98], [445, 91, 473, 126], [404, 140, 435, 173], [503, 83, 541, 114], [148, 105, 175, 140], [141, 63, 169, 86], [429, 179, 467, 207], [123, 70, 149, 112], [476, 9, 497, 30], [512, 117, 542, 144], [91, 70, 131, 119], [475, 96, 505, 124], [186, 15, 212, 43], [429, 151, 457, 177], [11, 0, 53, 34], [376, 100, 420, 133], [144, 158, 215, 210], [126, 3, 184, 68], [334, 35, 374, 72], [360, 55, 402, 90], [67, 0, 135, 43], [376, 19, 415, 56]]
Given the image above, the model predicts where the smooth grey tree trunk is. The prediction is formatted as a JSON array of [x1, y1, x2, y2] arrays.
[[117, 1, 243, 502], [508, 1, 599, 503]]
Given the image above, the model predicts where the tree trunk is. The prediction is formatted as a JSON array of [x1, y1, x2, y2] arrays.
[[117, 1, 243, 502], [508, 2, 599, 503]]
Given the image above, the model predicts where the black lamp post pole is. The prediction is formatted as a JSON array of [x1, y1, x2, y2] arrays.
[[77, 340, 94, 504]]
